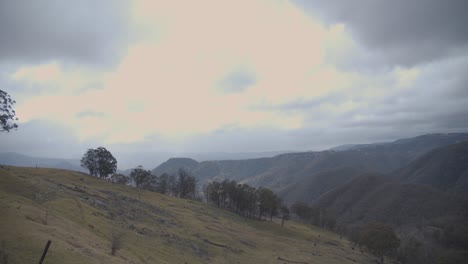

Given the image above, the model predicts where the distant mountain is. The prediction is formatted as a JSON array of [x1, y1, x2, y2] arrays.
[[0, 152, 86, 173], [152, 133, 468, 203], [330, 133, 468, 157], [152, 157, 199, 176], [394, 141, 468, 198], [116, 151, 289, 170], [153, 149, 407, 190]]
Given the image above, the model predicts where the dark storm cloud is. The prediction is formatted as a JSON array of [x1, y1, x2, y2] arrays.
[[0, 0, 130, 66], [334, 57, 468, 133], [294, 0, 468, 66], [217, 68, 256, 94]]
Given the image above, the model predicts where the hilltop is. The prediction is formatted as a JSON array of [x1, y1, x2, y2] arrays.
[[0, 166, 374, 264]]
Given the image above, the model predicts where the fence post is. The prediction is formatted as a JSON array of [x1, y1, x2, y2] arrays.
[[38, 240, 51, 264]]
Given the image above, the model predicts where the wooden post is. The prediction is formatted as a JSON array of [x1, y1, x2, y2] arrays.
[[39, 240, 51, 264]]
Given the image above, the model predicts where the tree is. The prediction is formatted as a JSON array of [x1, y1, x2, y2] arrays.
[[155, 173, 169, 194], [111, 173, 130, 185], [204, 181, 221, 207], [95, 147, 117, 178], [359, 222, 400, 264], [0, 90, 18, 132], [280, 205, 290, 228], [80, 147, 117, 178], [81, 148, 98, 176], [130, 166, 152, 189], [176, 168, 196, 199], [258, 187, 279, 221]]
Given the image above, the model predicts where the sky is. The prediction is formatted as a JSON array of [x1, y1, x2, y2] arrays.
[[1, 0, 468, 167]]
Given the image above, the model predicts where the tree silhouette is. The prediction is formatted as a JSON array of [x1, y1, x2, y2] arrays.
[[81, 149, 98, 176], [176, 168, 196, 199], [130, 166, 153, 189], [111, 173, 130, 185], [204, 180, 281, 220], [95, 147, 117, 178], [81, 147, 117, 178], [0, 90, 18, 132]]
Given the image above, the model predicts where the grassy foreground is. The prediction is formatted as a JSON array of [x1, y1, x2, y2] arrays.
[[0, 166, 374, 264]]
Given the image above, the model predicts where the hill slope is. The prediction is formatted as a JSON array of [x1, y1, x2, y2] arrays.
[[317, 173, 468, 229], [278, 167, 365, 204], [394, 141, 468, 198], [0, 166, 373, 264]]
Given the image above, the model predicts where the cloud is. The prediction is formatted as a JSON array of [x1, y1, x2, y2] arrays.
[[217, 67, 256, 94], [9, 0, 333, 143], [0, 0, 130, 66], [294, 0, 468, 66], [2, 0, 467, 160], [76, 110, 107, 119], [333, 56, 468, 133]]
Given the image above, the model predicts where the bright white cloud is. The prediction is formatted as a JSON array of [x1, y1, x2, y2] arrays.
[[10, 0, 351, 144]]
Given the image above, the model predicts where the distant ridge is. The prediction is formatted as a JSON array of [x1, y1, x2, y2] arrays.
[[152, 133, 468, 203], [330, 132, 468, 155], [0, 152, 86, 172], [152, 157, 199, 176]]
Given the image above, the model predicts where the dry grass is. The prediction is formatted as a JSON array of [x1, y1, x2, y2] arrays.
[[0, 166, 375, 264]]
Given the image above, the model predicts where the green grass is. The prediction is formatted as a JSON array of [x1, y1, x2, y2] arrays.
[[0, 166, 375, 263]]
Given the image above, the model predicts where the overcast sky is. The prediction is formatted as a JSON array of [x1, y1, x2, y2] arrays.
[[1, 0, 467, 166]]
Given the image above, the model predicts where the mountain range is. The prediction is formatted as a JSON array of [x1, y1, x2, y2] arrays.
[[152, 133, 468, 203], [152, 133, 468, 258]]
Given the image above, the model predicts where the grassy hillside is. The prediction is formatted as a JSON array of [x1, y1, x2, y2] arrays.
[[0, 166, 374, 264]]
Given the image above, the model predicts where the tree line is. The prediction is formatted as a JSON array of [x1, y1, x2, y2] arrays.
[[203, 179, 290, 225], [80, 147, 197, 200], [80, 147, 288, 224], [127, 166, 197, 199]]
